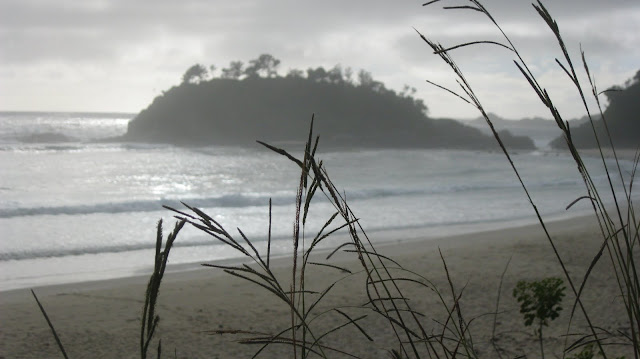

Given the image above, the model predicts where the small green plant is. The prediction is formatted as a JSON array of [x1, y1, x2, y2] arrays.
[[513, 277, 566, 359], [567, 343, 627, 359], [568, 344, 597, 359]]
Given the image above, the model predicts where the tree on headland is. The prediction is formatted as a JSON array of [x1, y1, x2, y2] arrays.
[[221, 61, 244, 80], [327, 65, 344, 84], [622, 69, 640, 88], [208, 65, 217, 78], [343, 66, 354, 84], [181, 64, 209, 84], [306, 67, 329, 82], [304, 65, 346, 84], [400, 85, 417, 98], [357, 69, 374, 88], [244, 54, 281, 78], [286, 69, 305, 78]]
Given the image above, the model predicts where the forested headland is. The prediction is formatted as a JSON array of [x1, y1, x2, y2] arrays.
[[123, 54, 535, 150], [550, 70, 639, 149]]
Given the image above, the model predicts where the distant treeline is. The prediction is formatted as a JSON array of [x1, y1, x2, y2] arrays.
[[124, 54, 535, 150], [550, 70, 639, 149]]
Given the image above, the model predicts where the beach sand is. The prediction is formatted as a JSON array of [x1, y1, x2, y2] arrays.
[[0, 212, 634, 358]]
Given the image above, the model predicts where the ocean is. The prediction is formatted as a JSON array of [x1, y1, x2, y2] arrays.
[[0, 112, 635, 291]]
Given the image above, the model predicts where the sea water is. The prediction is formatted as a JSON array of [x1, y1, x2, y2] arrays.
[[0, 112, 635, 291]]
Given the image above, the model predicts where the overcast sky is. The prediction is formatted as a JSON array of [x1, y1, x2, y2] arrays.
[[1, 0, 638, 119]]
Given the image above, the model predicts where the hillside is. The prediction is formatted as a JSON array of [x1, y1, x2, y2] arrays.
[[550, 70, 639, 149], [460, 113, 588, 149], [123, 55, 535, 150]]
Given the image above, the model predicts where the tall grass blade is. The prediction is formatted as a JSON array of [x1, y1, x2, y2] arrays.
[[141, 219, 185, 359], [31, 289, 69, 359], [257, 141, 304, 170], [433, 40, 513, 54], [268, 198, 272, 268], [442, 5, 483, 12]]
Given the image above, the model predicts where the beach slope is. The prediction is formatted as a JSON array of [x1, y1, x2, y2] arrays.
[[0, 213, 631, 358]]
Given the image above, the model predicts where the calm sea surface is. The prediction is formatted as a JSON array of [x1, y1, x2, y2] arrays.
[[0, 112, 635, 290]]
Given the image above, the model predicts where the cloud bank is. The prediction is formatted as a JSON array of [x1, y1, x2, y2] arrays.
[[1, 0, 638, 118]]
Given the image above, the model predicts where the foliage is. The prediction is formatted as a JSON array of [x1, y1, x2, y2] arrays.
[[567, 344, 627, 359], [181, 64, 209, 84], [568, 344, 597, 359], [287, 68, 305, 78], [357, 69, 374, 87], [220, 61, 244, 80], [245, 53, 281, 78], [512, 278, 565, 359], [513, 277, 565, 328]]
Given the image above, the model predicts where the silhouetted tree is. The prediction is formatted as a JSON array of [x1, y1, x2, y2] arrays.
[[208, 65, 217, 79], [344, 67, 354, 84], [221, 61, 244, 80], [371, 81, 386, 93], [286, 69, 305, 78], [400, 85, 417, 98], [245, 54, 281, 78], [327, 65, 344, 84], [623, 69, 640, 88], [413, 98, 427, 115], [357, 70, 374, 87], [307, 67, 328, 82], [182, 64, 208, 84]]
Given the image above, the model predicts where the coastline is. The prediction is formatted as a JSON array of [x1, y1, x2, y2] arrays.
[[541, 147, 639, 162], [1, 211, 633, 358], [579, 147, 638, 161], [0, 204, 590, 293]]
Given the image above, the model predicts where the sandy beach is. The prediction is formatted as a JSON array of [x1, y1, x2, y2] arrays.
[[0, 211, 634, 358]]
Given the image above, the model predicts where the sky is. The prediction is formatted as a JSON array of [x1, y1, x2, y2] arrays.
[[1, 0, 639, 119]]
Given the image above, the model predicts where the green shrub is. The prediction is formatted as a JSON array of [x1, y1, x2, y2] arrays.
[[513, 277, 565, 359], [513, 277, 566, 328]]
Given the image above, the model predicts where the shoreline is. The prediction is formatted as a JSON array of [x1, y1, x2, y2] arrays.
[[0, 205, 591, 294], [538, 147, 638, 161], [579, 147, 638, 161], [1, 210, 634, 358]]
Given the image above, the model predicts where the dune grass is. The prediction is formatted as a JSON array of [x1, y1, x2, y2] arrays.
[[31, 289, 70, 359], [32, 1, 638, 358], [417, 0, 639, 357], [154, 118, 480, 358]]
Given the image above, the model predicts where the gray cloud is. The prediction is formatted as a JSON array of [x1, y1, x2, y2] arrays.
[[1, 0, 638, 117], [3, 0, 637, 64]]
